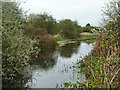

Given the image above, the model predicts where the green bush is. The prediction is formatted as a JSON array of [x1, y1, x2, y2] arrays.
[[54, 36, 66, 41], [25, 13, 59, 35], [2, 2, 35, 86], [58, 19, 81, 39]]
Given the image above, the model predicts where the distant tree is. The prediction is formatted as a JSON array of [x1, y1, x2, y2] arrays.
[[86, 23, 90, 27], [25, 13, 59, 35], [82, 23, 92, 32], [58, 19, 81, 39]]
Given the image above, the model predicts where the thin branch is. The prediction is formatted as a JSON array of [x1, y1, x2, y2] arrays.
[[110, 69, 120, 84]]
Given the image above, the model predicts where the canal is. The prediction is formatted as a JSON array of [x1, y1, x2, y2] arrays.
[[24, 41, 94, 88]]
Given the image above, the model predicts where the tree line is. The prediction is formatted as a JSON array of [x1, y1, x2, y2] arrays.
[[25, 13, 96, 39]]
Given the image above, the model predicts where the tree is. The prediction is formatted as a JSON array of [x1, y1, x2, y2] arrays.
[[86, 23, 90, 27], [2, 2, 34, 87], [82, 23, 92, 32], [101, 0, 120, 27], [101, 0, 120, 44], [26, 13, 58, 35], [58, 19, 81, 39]]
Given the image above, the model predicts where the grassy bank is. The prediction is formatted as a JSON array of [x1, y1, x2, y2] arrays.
[[54, 35, 66, 41], [54, 32, 98, 43], [79, 34, 97, 43]]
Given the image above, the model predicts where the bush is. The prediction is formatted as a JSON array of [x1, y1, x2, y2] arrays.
[[26, 29, 57, 50], [58, 19, 81, 39], [25, 13, 59, 35], [2, 2, 35, 86]]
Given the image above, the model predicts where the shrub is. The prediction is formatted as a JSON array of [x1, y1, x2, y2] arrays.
[[2, 2, 35, 87]]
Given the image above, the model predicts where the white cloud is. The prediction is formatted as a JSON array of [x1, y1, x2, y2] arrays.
[[20, 0, 106, 26]]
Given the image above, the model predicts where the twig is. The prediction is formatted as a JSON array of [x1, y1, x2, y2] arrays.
[[88, 65, 96, 80], [110, 69, 120, 84]]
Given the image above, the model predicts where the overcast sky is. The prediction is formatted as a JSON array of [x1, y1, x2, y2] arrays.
[[20, 0, 106, 26]]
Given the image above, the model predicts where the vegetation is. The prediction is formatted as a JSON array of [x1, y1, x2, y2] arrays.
[[2, 2, 56, 88], [58, 19, 82, 39], [2, 2, 35, 87], [82, 23, 93, 33], [25, 14, 97, 40], [3, 0, 118, 89], [25, 13, 58, 35], [79, 33, 98, 43], [60, 0, 120, 88], [54, 35, 66, 41], [26, 29, 57, 51]]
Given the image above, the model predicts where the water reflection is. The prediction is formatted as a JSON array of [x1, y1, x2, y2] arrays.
[[30, 49, 57, 70], [59, 42, 80, 58], [25, 41, 94, 88], [2, 41, 94, 88]]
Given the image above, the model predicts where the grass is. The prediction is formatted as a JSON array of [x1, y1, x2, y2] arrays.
[[54, 32, 98, 43], [80, 35, 97, 39], [54, 36, 66, 41], [83, 39, 96, 43], [77, 35, 97, 43]]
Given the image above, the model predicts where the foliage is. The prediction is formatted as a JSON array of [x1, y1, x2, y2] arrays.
[[2, 2, 36, 87], [60, 22, 120, 88], [26, 29, 57, 51], [25, 13, 59, 35], [82, 23, 93, 33], [79, 0, 120, 88], [81, 29, 120, 88], [101, 0, 120, 26], [57, 81, 87, 88], [60, 0, 120, 88], [58, 19, 82, 39], [54, 35, 66, 41]]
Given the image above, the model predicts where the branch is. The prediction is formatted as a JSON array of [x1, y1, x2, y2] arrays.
[[110, 68, 120, 84]]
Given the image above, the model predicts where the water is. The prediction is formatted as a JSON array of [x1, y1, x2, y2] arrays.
[[22, 41, 94, 88]]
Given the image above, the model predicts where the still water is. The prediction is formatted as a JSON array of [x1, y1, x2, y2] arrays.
[[25, 41, 94, 88]]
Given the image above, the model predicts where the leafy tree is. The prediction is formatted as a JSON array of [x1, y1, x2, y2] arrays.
[[58, 19, 81, 39], [86, 23, 90, 27], [2, 2, 35, 87], [25, 13, 59, 35], [82, 23, 92, 32]]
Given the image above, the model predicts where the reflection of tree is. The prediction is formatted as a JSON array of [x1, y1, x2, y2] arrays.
[[30, 49, 57, 70], [59, 42, 80, 58]]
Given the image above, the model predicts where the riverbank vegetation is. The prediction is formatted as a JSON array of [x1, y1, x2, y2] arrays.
[[60, 0, 120, 88], [81, 1, 120, 88], [2, 0, 118, 89], [2, 2, 34, 87], [25, 12, 98, 40]]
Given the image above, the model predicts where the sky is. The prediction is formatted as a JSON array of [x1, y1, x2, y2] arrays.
[[20, 0, 106, 26]]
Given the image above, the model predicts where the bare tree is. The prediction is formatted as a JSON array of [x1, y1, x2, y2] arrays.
[[100, 0, 120, 26]]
